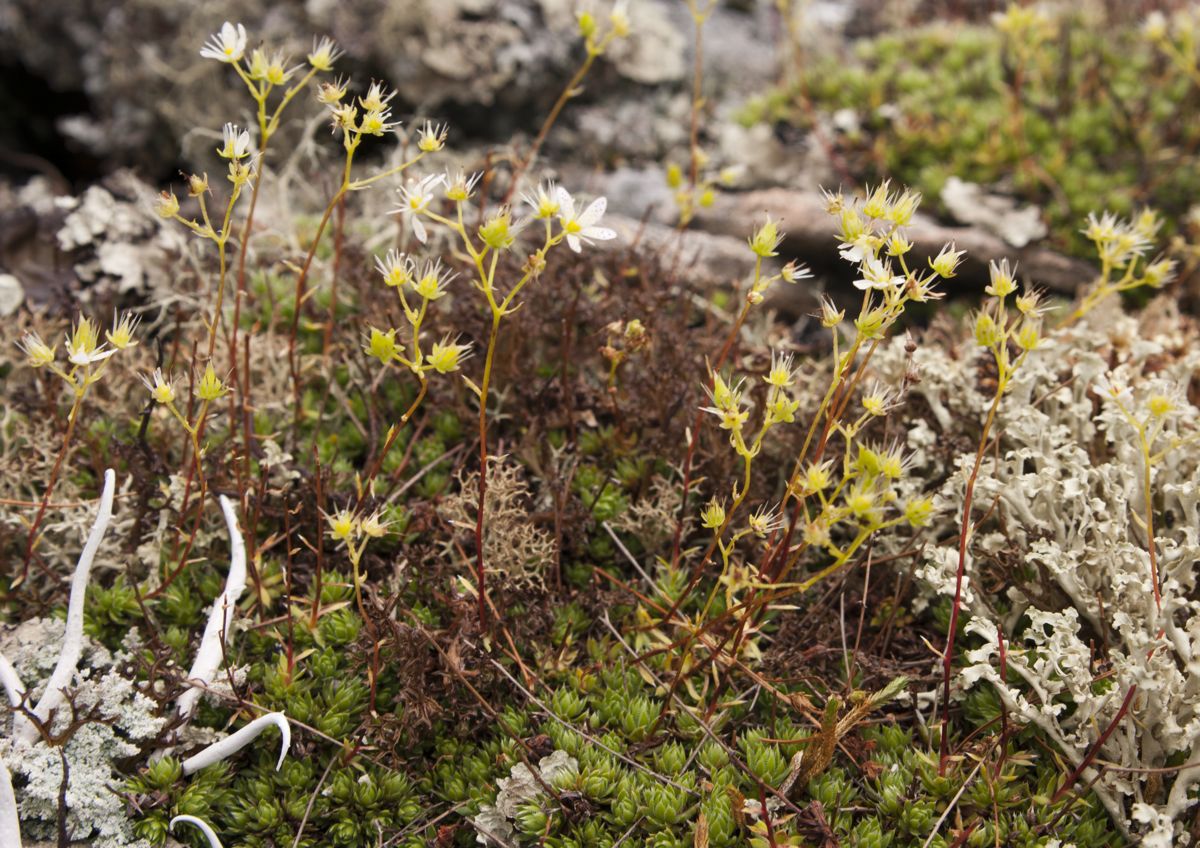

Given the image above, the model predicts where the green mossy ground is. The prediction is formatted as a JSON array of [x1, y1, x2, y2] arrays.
[[743, 12, 1200, 256]]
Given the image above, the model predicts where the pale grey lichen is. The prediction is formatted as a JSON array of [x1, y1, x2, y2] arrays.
[[0, 634, 165, 848], [874, 298, 1200, 845], [472, 749, 578, 845]]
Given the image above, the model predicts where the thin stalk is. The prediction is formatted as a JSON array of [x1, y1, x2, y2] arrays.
[[19, 392, 85, 584], [473, 311, 504, 628], [939, 380, 1005, 774]]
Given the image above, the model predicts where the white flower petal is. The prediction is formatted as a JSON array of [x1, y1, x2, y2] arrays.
[[555, 186, 575, 216], [567, 234, 582, 253], [578, 196, 607, 228], [413, 217, 428, 244], [582, 226, 616, 242]]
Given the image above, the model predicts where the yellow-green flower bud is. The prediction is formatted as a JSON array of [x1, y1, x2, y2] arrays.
[[427, 337, 470, 374], [904, 496, 934, 527], [155, 190, 180, 219], [307, 36, 340, 72], [985, 259, 1017, 298], [748, 218, 783, 258], [1143, 258, 1176, 288], [196, 364, 228, 401], [1016, 321, 1040, 352], [974, 311, 1003, 347], [802, 462, 832, 493], [365, 327, 399, 364], [819, 296, 844, 328], [886, 232, 912, 257], [929, 243, 964, 278], [862, 183, 890, 220], [700, 498, 726, 530], [845, 488, 877, 519], [360, 511, 389, 538], [855, 444, 882, 477], [610, 1, 631, 37], [187, 173, 209, 197], [327, 509, 357, 542], [855, 308, 887, 339], [577, 10, 598, 39], [417, 121, 448, 153], [17, 332, 55, 368], [887, 189, 920, 226], [765, 352, 795, 388], [479, 208, 516, 250]]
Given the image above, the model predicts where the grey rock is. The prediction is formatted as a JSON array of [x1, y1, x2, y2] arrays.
[[0, 0, 692, 175], [941, 177, 1048, 249], [0, 274, 25, 317]]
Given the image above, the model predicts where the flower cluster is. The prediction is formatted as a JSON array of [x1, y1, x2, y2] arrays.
[[1144, 7, 1200, 84], [577, 0, 632, 56], [1065, 209, 1174, 325], [971, 259, 1045, 373], [18, 312, 140, 405], [365, 248, 471, 378], [398, 177, 616, 257]]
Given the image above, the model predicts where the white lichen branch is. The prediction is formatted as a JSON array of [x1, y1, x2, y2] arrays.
[[0, 756, 20, 848], [176, 494, 247, 717], [180, 711, 290, 775], [0, 652, 25, 709], [15, 468, 116, 744], [171, 814, 223, 848]]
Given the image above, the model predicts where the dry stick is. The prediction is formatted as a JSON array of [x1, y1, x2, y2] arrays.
[[599, 612, 814, 823], [712, 337, 881, 681], [684, 0, 715, 198], [18, 392, 84, 586], [1049, 684, 1138, 806], [323, 196, 347, 357], [473, 312, 504, 629], [920, 750, 990, 848], [939, 387, 1004, 775], [502, 51, 599, 206], [310, 447, 327, 630], [355, 380, 429, 510], [287, 187, 345, 430], [227, 169, 266, 560], [487, 657, 700, 799]]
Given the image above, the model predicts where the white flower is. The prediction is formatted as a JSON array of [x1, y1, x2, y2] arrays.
[[375, 249, 414, 288], [394, 174, 446, 244], [412, 258, 456, 301], [140, 368, 176, 405], [852, 256, 903, 291], [17, 331, 56, 367], [200, 22, 248, 64], [522, 182, 561, 219], [555, 187, 616, 253], [1143, 11, 1168, 40], [444, 170, 483, 202], [1095, 373, 1134, 409], [217, 123, 251, 160], [837, 233, 874, 264], [64, 316, 115, 366]]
